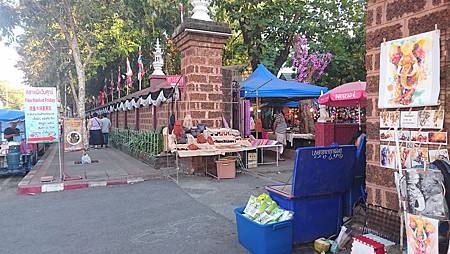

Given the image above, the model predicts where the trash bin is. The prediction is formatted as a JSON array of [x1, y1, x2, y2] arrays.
[[266, 145, 356, 244], [234, 207, 293, 254]]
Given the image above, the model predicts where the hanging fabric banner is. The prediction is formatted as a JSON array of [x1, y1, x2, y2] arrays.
[[378, 30, 440, 108]]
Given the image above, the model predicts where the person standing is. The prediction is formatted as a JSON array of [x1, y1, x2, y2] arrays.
[[100, 114, 111, 148], [273, 107, 288, 160], [3, 121, 21, 142], [87, 113, 103, 149]]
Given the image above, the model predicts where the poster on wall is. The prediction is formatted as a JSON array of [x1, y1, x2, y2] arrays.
[[429, 149, 449, 162], [405, 213, 439, 254], [64, 118, 84, 152], [399, 131, 411, 142], [428, 131, 447, 145], [418, 109, 444, 129], [410, 131, 428, 144], [380, 111, 400, 128], [400, 111, 418, 128], [380, 145, 396, 169], [380, 130, 394, 141], [378, 30, 440, 108], [24, 87, 59, 143], [400, 146, 412, 169], [410, 147, 429, 168]]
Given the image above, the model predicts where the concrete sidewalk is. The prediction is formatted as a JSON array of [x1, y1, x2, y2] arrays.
[[18, 144, 162, 194]]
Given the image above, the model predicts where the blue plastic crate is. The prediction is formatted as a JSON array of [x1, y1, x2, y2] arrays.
[[234, 207, 293, 254], [267, 190, 343, 244]]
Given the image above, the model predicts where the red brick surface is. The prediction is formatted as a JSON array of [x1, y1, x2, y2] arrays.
[[366, 0, 450, 211]]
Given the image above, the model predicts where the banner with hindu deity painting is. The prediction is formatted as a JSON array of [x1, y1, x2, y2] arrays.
[[378, 31, 440, 108], [405, 213, 439, 254]]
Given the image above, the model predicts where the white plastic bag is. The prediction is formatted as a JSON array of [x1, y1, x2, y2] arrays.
[[81, 153, 91, 164]]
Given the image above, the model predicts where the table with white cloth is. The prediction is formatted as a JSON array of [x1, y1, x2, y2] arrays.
[[286, 133, 315, 147]]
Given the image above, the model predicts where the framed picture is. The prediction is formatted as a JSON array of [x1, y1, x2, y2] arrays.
[[428, 131, 447, 145], [380, 130, 394, 141], [379, 31, 440, 108], [400, 146, 412, 169], [410, 131, 429, 144], [380, 111, 400, 128], [400, 111, 418, 128], [429, 149, 449, 162], [410, 147, 429, 168], [399, 131, 411, 142], [418, 110, 444, 129], [380, 145, 396, 169]]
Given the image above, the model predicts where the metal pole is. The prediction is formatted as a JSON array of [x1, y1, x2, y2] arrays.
[[58, 118, 63, 181]]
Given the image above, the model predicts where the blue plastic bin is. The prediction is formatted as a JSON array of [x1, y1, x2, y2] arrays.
[[267, 190, 343, 244], [234, 207, 293, 254]]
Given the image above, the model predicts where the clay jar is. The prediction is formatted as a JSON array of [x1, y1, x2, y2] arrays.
[[173, 120, 184, 140]]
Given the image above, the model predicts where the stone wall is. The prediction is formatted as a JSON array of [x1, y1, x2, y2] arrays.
[[366, 0, 450, 210]]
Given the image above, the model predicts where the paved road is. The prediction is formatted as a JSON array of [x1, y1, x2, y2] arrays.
[[0, 175, 22, 197], [0, 180, 247, 254]]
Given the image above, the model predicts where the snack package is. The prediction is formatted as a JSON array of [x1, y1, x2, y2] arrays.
[[279, 210, 294, 222], [243, 195, 260, 219]]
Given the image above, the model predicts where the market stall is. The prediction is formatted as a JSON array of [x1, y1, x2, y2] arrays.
[[0, 109, 35, 175], [240, 64, 328, 158], [316, 81, 367, 146]]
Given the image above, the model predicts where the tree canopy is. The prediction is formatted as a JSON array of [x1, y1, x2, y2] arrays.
[[1, 0, 366, 105]]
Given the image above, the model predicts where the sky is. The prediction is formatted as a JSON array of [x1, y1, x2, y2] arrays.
[[0, 40, 24, 87]]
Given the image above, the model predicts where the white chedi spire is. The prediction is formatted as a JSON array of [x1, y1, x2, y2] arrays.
[[190, 0, 212, 21], [152, 38, 165, 76]]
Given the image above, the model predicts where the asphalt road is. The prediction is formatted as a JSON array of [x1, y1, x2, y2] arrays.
[[0, 179, 247, 254]]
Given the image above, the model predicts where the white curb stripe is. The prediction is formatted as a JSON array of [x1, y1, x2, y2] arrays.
[[41, 183, 64, 192], [127, 177, 144, 184], [89, 181, 107, 187]]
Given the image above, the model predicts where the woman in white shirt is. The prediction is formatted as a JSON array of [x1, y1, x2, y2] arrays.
[[87, 113, 103, 149]]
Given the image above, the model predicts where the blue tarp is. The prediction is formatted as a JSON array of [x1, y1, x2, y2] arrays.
[[240, 64, 328, 98], [0, 109, 25, 122]]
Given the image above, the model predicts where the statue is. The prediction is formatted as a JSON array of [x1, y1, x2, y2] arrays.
[[317, 105, 331, 123]]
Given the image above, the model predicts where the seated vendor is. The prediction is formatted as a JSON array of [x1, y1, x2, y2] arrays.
[[4, 121, 20, 142]]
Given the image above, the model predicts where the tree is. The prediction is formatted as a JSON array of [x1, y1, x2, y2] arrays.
[[213, 0, 367, 86], [0, 80, 24, 109]]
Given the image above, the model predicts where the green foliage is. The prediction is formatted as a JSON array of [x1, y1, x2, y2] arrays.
[[110, 128, 164, 157], [213, 0, 367, 86], [0, 80, 24, 109]]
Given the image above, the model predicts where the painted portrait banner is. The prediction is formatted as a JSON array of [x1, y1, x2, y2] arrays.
[[64, 118, 84, 152], [405, 213, 439, 254], [379, 31, 440, 108]]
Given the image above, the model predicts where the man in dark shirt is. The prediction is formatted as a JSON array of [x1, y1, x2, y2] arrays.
[[4, 121, 20, 142]]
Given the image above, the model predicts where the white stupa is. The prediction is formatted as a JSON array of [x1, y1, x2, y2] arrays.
[[152, 39, 165, 76], [190, 0, 212, 21]]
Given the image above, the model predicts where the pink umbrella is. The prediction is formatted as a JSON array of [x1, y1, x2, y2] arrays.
[[318, 81, 367, 107]]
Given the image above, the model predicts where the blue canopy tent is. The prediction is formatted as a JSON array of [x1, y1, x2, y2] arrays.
[[0, 109, 25, 122], [240, 64, 328, 98]]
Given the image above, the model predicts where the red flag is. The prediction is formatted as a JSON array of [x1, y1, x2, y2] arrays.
[[126, 57, 133, 88], [137, 46, 144, 82], [110, 71, 114, 96], [117, 65, 121, 91]]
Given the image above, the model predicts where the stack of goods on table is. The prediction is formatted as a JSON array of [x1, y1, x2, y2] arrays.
[[168, 123, 254, 155]]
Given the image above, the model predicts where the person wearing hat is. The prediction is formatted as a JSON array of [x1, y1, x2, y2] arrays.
[[4, 121, 20, 142]]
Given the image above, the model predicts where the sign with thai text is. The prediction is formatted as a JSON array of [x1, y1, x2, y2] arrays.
[[166, 75, 185, 88], [24, 87, 59, 143]]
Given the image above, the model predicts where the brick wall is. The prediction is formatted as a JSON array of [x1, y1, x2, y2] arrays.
[[366, 0, 450, 210], [173, 19, 230, 128]]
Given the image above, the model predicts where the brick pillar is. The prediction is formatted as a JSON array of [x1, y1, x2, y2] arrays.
[[365, 0, 450, 211], [173, 18, 231, 128]]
